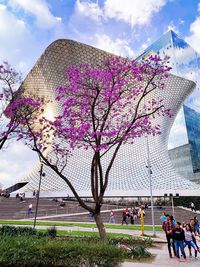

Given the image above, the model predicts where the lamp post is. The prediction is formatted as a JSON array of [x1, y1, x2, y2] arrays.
[[169, 193, 179, 220], [33, 163, 45, 229], [146, 136, 156, 237], [170, 193, 175, 219]]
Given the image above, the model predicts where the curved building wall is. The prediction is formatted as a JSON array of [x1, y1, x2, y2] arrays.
[[138, 30, 200, 182], [18, 39, 200, 197]]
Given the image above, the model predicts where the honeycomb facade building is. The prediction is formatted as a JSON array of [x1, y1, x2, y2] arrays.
[[17, 39, 200, 197]]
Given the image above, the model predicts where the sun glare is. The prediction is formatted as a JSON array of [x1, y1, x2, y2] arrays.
[[44, 104, 55, 121]]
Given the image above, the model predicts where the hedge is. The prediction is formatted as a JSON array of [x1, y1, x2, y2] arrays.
[[0, 235, 125, 267]]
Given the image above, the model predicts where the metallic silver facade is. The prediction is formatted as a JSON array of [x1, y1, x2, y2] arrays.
[[18, 39, 200, 197]]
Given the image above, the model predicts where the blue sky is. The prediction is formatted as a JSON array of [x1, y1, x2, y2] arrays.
[[1, 0, 200, 188]]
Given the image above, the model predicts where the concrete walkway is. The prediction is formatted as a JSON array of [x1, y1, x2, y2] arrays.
[[22, 208, 126, 220], [122, 244, 200, 267]]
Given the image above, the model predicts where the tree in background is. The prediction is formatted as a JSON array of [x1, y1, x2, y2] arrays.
[[8, 55, 172, 240], [0, 62, 22, 150]]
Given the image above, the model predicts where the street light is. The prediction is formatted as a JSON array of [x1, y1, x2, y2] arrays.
[[169, 193, 179, 220], [169, 193, 174, 219], [146, 136, 156, 237], [33, 163, 45, 229]]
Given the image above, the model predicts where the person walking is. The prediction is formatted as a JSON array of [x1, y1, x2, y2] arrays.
[[194, 216, 200, 236], [191, 202, 195, 212], [190, 219, 200, 252], [109, 210, 115, 224], [162, 214, 176, 258], [130, 208, 134, 225], [184, 224, 198, 258], [27, 203, 33, 215], [133, 208, 138, 223], [160, 212, 167, 228], [172, 222, 187, 262], [121, 211, 128, 225]]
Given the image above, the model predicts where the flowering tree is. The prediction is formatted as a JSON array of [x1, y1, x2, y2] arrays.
[[9, 55, 172, 240], [0, 62, 22, 150]]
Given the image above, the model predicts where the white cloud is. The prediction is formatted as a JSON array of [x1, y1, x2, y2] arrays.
[[0, 4, 31, 66], [8, 0, 61, 29], [0, 142, 37, 188], [198, 2, 200, 11], [185, 16, 200, 53], [75, 0, 103, 22], [76, 0, 167, 27], [104, 0, 167, 27], [94, 34, 135, 58]]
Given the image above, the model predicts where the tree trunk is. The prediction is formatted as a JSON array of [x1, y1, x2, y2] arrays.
[[94, 211, 107, 241]]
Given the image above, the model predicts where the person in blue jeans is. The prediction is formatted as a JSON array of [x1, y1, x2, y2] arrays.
[[172, 222, 187, 262], [184, 224, 198, 258]]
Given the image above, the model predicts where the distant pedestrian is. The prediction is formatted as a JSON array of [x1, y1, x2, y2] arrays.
[[125, 208, 130, 217], [160, 212, 167, 223], [89, 211, 94, 220], [130, 208, 134, 225], [194, 216, 200, 236], [60, 201, 65, 208], [121, 211, 128, 225], [170, 215, 176, 227], [109, 210, 115, 224], [27, 203, 33, 215], [190, 202, 196, 212], [33, 190, 36, 197], [36, 190, 39, 199], [133, 208, 138, 223]]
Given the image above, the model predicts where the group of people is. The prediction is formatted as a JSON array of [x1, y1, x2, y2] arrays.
[[162, 212, 200, 261], [109, 205, 147, 225], [121, 207, 142, 225], [16, 192, 26, 202]]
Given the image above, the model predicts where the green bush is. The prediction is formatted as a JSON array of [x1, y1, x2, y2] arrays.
[[46, 226, 57, 238], [0, 235, 125, 267], [0, 225, 37, 236]]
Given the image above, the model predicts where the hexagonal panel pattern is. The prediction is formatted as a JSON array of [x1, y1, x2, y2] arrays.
[[18, 39, 200, 197]]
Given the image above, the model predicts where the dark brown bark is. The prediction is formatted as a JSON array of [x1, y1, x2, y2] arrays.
[[94, 211, 107, 241]]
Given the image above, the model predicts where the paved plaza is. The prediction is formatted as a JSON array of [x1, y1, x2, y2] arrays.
[[122, 245, 200, 267]]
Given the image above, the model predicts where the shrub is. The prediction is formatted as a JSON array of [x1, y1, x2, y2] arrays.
[[0, 225, 37, 236], [127, 246, 151, 259], [46, 226, 57, 238], [0, 236, 125, 267]]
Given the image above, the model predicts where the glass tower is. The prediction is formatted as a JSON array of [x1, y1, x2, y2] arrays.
[[138, 30, 200, 178]]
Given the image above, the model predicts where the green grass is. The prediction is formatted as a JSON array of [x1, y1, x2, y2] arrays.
[[54, 230, 131, 238], [0, 220, 162, 231]]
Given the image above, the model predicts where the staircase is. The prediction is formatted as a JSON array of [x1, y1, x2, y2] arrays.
[[0, 197, 198, 225]]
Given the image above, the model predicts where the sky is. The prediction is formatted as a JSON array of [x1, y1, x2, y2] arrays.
[[1, 0, 200, 188]]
